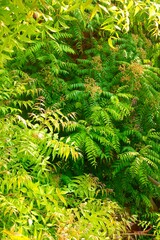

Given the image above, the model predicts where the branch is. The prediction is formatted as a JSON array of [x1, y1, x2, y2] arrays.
[[148, 175, 160, 186]]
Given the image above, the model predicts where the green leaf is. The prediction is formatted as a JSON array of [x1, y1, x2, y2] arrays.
[[45, 25, 59, 33]]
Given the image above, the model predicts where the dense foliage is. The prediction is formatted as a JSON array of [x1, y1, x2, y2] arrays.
[[0, 0, 160, 239]]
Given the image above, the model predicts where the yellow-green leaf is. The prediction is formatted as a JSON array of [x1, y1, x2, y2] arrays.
[[108, 37, 116, 49], [56, 188, 67, 205], [45, 25, 59, 32], [90, 4, 99, 21]]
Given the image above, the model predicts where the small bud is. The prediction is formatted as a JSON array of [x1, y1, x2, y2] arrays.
[[33, 12, 39, 20]]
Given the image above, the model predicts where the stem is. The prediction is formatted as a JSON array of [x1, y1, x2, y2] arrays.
[[148, 175, 160, 186]]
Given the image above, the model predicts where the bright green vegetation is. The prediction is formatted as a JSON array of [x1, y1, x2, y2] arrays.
[[0, 0, 160, 239]]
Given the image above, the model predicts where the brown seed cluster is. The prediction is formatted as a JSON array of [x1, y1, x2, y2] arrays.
[[119, 64, 127, 73], [129, 62, 144, 77], [119, 62, 144, 77], [111, 46, 119, 52], [131, 34, 151, 60], [92, 55, 103, 71], [138, 47, 146, 59], [84, 77, 102, 97], [97, 45, 103, 50], [145, 37, 152, 48], [41, 66, 53, 85], [119, 62, 143, 91], [131, 34, 139, 44], [121, 75, 131, 82], [134, 81, 142, 91]]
